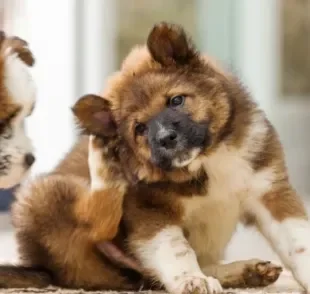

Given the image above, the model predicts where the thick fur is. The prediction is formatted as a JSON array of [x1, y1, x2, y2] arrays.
[[9, 133, 143, 290], [1, 22, 309, 293], [0, 31, 36, 188]]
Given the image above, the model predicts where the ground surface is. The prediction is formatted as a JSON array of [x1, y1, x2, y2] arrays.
[[0, 273, 305, 294]]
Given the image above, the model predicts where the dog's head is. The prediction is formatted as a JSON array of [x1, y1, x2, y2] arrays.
[[0, 33, 36, 188], [74, 23, 238, 183]]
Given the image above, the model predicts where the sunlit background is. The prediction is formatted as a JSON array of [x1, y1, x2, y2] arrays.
[[0, 0, 310, 268]]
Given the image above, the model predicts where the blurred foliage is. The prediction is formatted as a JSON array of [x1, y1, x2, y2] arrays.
[[282, 0, 310, 97], [116, 0, 197, 67]]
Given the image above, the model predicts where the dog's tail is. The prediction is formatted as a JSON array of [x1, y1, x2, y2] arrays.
[[0, 265, 52, 288]]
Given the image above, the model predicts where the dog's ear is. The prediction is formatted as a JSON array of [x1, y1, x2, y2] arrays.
[[147, 22, 197, 66], [72, 94, 117, 137]]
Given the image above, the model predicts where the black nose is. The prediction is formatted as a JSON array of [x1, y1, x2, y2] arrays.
[[158, 130, 178, 149], [24, 153, 35, 168]]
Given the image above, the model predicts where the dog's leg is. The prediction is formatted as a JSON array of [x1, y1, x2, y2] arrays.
[[202, 259, 282, 289], [245, 184, 310, 292], [75, 135, 126, 242], [132, 225, 222, 294]]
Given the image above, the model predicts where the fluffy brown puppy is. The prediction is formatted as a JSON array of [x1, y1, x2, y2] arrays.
[[1, 22, 309, 293], [0, 98, 143, 290]]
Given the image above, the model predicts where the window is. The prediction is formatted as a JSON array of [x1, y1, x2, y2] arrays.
[[281, 0, 310, 98]]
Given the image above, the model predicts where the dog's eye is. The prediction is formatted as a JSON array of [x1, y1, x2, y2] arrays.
[[135, 122, 147, 136], [169, 95, 185, 107]]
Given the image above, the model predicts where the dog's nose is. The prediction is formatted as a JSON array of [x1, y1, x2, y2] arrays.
[[24, 153, 35, 168], [158, 130, 178, 149]]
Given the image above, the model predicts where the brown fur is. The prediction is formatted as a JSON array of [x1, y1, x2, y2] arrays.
[[12, 173, 139, 290], [261, 186, 307, 221], [1, 22, 307, 292], [10, 130, 143, 290]]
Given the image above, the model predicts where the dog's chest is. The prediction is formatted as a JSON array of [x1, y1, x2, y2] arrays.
[[181, 145, 273, 266]]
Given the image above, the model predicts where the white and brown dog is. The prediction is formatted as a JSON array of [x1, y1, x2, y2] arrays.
[[0, 31, 36, 189]]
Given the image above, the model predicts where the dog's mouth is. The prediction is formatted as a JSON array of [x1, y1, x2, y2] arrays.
[[151, 147, 202, 171], [172, 148, 201, 168]]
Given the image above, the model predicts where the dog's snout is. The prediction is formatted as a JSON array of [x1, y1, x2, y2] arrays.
[[24, 153, 35, 168], [158, 130, 178, 149]]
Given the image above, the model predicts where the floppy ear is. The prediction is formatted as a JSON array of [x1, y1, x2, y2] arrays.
[[147, 22, 197, 66], [71, 94, 117, 137]]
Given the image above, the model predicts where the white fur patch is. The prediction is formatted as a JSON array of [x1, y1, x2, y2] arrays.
[[88, 135, 106, 191], [248, 202, 310, 291], [4, 48, 36, 116], [157, 122, 171, 139], [281, 219, 310, 292], [134, 226, 222, 294], [172, 148, 200, 168]]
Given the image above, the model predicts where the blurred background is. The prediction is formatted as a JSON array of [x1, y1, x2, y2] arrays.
[[0, 0, 309, 267]]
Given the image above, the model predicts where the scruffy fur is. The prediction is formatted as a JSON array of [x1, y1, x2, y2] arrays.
[[0, 31, 36, 188], [1, 23, 310, 293]]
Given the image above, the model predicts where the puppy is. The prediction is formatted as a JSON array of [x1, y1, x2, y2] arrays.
[[0, 22, 308, 294], [0, 98, 143, 290], [0, 31, 36, 188]]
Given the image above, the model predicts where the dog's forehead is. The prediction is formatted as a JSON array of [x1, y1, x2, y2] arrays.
[[101, 46, 164, 113], [121, 45, 161, 75], [109, 73, 187, 122], [101, 44, 226, 123]]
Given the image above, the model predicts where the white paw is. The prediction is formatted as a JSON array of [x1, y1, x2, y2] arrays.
[[171, 274, 222, 294]]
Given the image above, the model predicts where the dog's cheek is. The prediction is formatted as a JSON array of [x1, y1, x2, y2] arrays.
[[134, 136, 152, 163], [210, 95, 232, 134]]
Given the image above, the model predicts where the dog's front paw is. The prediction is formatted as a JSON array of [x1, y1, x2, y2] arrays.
[[88, 135, 108, 191], [88, 135, 127, 191], [242, 259, 283, 287], [171, 274, 222, 294], [0, 31, 34, 66]]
